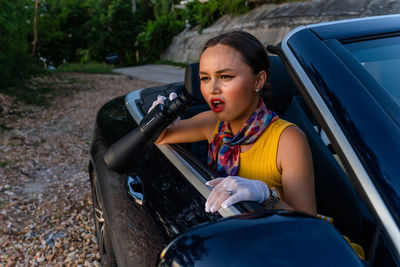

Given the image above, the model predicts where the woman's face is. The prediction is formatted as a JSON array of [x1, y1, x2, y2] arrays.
[[199, 44, 262, 127]]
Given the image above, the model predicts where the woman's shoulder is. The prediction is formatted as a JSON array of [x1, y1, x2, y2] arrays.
[[261, 118, 295, 140], [265, 118, 307, 156], [271, 118, 295, 129], [276, 118, 306, 145], [275, 119, 312, 176], [277, 121, 309, 159]]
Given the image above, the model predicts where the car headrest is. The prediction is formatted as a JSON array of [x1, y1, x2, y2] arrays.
[[261, 55, 294, 115], [185, 63, 203, 103], [184, 56, 294, 114]]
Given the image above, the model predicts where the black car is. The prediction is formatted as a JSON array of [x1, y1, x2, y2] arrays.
[[89, 15, 400, 266]]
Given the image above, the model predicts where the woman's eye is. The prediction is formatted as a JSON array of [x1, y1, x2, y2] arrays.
[[200, 76, 209, 82], [221, 75, 233, 80]]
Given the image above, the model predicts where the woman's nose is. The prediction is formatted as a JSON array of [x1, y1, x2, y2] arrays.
[[209, 79, 221, 94]]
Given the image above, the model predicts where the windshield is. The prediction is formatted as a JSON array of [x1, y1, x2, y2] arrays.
[[344, 36, 400, 105]]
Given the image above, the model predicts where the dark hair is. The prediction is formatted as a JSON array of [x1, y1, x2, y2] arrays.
[[201, 31, 270, 93]]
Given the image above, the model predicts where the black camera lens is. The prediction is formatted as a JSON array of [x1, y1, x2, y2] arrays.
[[104, 92, 192, 172]]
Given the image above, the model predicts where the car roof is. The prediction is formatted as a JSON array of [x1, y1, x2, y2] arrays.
[[282, 15, 400, 254], [307, 14, 400, 41]]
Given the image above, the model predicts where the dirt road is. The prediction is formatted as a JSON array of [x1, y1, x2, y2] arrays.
[[0, 73, 160, 266]]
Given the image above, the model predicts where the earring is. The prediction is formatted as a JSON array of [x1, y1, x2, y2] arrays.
[[255, 88, 260, 93]]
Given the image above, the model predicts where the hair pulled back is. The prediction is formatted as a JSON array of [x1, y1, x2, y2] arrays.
[[201, 31, 270, 93]]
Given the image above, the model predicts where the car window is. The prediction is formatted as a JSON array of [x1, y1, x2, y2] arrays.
[[344, 36, 400, 105], [299, 100, 400, 265], [371, 230, 399, 266]]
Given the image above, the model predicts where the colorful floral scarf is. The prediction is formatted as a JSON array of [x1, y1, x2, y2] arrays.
[[208, 99, 278, 177]]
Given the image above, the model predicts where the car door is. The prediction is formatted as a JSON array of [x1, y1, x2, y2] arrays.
[[120, 84, 228, 266]]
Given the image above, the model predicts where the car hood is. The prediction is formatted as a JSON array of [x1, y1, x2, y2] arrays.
[[159, 210, 364, 266]]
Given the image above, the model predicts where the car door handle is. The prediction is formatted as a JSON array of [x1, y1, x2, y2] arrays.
[[125, 175, 144, 205]]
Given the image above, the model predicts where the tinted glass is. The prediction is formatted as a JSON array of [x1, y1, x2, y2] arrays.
[[345, 36, 400, 105]]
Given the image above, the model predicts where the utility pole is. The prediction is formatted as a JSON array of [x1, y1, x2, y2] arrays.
[[31, 0, 39, 56]]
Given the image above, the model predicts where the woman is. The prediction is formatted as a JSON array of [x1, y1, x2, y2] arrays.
[[150, 31, 316, 216]]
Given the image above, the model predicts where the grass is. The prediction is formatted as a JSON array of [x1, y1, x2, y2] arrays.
[[1, 77, 84, 106], [0, 63, 117, 106], [1, 83, 53, 106], [0, 161, 9, 168], [5, 82, 57, 106], [0, 60, 184, 107], [154, 60, 188, 68], [0, 123, 11, 131], [55, 63, 117, 74]]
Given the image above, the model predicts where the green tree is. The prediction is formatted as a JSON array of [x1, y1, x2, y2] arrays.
[[0, 0, 33, 90], [86, 0, 153, 65], [185, 0, 251, 30], [152, 0, 174, 19], [105, 0, 139, 64], [34, 0, 91, 66], [136, 12, 184, 61]]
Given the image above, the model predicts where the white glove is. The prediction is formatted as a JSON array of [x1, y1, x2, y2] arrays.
[[205, 176, 270, 213], [148, 92, 180, 125]]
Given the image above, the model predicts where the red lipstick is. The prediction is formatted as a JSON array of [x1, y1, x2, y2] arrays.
[[210, 98, 225, 112]]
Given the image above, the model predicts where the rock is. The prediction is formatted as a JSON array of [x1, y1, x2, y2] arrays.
[[162, 0, 400, 63], [78, 256, 85, 264], [46, 252, 55, 261], [0, 94, 13, 115]]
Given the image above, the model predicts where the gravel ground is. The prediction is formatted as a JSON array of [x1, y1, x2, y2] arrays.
[[0, 73, 160, 266]]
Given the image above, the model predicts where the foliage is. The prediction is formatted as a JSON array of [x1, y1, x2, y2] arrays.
[[0, 0, 305, 95], [0, 0, 34, 91], [55, 63, 116, 74], [185, 0, 252, 31], [153, 0, 173, 19], [4, 83, 54, 106], [185, 0, 219, 30], [35, 0, 91, 66], [33, 0, 154, 67], [155, 60, 187, 68], [86, 0, 141, 65], [136, 13, 185, 61], [184, 0, 305, 31]]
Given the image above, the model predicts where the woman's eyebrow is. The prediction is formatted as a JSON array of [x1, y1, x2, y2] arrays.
[[199, 69, 235, 75], [216, 68, 235, 74], [199, 68, 236, 76]]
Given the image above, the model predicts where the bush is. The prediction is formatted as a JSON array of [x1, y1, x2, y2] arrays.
[[153, 0, 175, 19], [185, 0, 251, 31], [219, 0, 252, 15], [55, 63, 116, 74], [184, 0, 218, 30], [136, 13, 185, 62]]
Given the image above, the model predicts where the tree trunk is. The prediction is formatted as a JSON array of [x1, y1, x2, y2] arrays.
[[132, 0, 136, 13], [31, 0, 39, 56]]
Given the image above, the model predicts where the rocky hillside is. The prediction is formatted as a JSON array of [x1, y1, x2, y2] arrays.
[[162, 0, 400, 63]]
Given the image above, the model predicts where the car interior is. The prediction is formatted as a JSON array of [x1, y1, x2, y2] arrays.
[[134, 55, 397, 265]]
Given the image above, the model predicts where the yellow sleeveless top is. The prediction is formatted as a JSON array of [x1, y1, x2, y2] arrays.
[[212, 118, 294, 198]]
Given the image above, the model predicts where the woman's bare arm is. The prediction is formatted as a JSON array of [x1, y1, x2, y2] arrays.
[[276, 125, 317, 215], [156, 110, 218, 145]]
